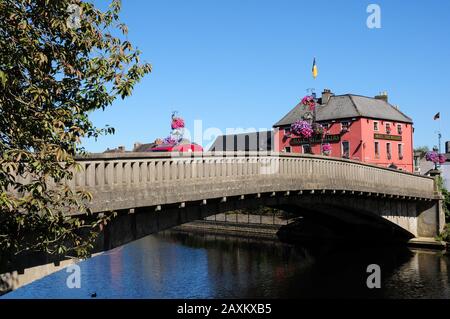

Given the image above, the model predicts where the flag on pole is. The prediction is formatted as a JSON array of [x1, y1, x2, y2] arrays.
[[433, 112, 440, 120], [312, 57, 318, 79]]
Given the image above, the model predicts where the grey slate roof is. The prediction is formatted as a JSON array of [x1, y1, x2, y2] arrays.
[[133, 143, 157, 152], [209, 131, 273, 152], [273, 94, 413, 127]]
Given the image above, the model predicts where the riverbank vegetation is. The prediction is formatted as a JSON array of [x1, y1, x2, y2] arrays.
[[437, 177, 450, 244], [0, 0, 151, 259]]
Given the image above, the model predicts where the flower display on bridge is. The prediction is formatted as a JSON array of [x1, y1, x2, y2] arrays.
[[171, 114, 185, 130], [160, 112, 186, 145], [291, 120, 313, 138], [163, 136, 178, 145]]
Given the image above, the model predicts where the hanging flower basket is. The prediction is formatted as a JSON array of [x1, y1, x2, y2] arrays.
[[171, 112, 185, 130], [322, 143, 332, 156], [291, 120, 313, 138], [301, 95, 316, 111], [312, 123, 326, 138], [163, 135, 178, 145], [426, 151, 446, 164]]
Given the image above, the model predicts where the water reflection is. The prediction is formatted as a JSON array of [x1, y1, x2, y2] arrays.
[[2, 230, 449, 299]]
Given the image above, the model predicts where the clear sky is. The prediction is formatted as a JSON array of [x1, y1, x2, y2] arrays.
[[84, 0, 450, 152]]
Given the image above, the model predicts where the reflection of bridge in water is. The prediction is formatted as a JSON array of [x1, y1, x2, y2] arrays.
[[70, 151, 445, 251]]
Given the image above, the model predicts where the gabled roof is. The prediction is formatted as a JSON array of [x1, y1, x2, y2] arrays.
[[209, 131, 273, 152], [133, 143, 157, 152], [273, 94, 413, 127]]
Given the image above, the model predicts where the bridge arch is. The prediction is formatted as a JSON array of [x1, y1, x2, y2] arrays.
[[65, 152, 444, 252]]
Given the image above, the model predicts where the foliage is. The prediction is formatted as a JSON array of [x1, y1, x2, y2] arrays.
[[0, 0, 151, 258], [437, 176, 450, 222], [414, 146, 429, 157], [437, 224, 450, 243]]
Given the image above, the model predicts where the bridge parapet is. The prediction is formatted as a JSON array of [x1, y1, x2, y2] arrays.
[[67, 152, 437, 214]]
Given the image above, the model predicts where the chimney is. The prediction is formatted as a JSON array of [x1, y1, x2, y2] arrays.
[[133, 142, 142, 151], [118, 145, 125, 152], [446, 141, 450, 154], [321, 89, 333, 104], [375, 91, 388, 103]]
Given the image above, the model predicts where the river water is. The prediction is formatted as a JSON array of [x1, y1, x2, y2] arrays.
[[2, 230, 450, 299]]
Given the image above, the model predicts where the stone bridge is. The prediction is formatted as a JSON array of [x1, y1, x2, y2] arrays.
[[70, 152, 444, 251], [2, 152, 446, 293]]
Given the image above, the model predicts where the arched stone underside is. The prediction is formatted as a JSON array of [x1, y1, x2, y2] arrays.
[[6, 152, 444, 270], [95, 192, 441, 253]]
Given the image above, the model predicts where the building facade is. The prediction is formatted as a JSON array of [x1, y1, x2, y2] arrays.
[[274, 90, 415, 172]]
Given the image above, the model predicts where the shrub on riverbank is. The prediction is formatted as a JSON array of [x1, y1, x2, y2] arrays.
[[437, 224, 450, 244]]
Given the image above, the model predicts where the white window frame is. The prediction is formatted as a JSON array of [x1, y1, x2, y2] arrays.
[[302, 144, 311, 154], [374, 121, 379, 131], [398, 143, 404, 160], [374, 141, 380, 158], [385, 122, 391, 134], [386, 142, 392, 160], [341, 141, 350, 158]]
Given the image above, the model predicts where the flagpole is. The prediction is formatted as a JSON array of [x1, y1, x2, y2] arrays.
[[439, 112, 442, 154]]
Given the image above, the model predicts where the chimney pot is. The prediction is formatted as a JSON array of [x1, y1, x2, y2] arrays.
[[375, 91, 388, 103], [321, 88, 333, 104]]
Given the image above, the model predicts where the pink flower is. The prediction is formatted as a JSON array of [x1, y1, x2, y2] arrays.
[[291, 120, 313, 138], [301, 95, 316, 111], [171, 117, 185, 129], [163, 136, 177, 145], [426, 151, 447, 164], [322, 143, 332, 152]]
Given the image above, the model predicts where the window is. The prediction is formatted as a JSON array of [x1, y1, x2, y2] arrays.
[[341, 121, 350, 132], [386, 123, 391, 134], [397, 124, 402, 135], [374, 121, 379, 131], [302, 144, 312, 154], [386, 143, 392, 160], [284, 146, 291, 153], [398, 144, 403, 160], [374, 142, 380, 158], [342, 141, 350, 158]]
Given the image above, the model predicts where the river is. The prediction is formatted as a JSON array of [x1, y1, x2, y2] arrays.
[[2, 230, 450, 299]]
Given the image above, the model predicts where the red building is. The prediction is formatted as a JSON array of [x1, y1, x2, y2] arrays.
[[273, 89, 414, 172]]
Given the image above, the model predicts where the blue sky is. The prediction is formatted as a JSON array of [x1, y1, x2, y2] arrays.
[[84, 0, 450, 152]]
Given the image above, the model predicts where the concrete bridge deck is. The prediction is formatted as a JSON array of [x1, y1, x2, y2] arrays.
[[66, 152, 445, 248]]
